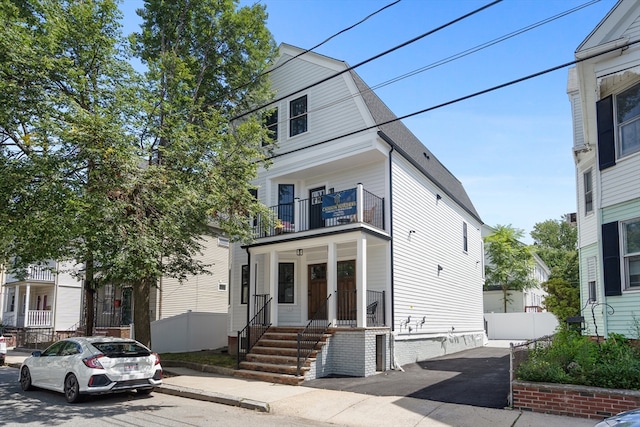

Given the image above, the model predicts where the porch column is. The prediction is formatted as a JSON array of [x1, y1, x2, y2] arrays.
[[327, 242, 337, 325], [356, 183, 364, 222], [356, 234, 367, 327], [24, 284, 31, 327], [248, 254, 256, 320], [269, 250, 279, 326]]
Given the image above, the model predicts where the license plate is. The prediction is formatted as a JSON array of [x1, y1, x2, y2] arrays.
[[124, 363, 138, 372]]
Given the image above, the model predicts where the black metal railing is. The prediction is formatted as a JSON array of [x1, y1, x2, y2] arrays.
[[297, 294, 332, 376], [252, 187, 385, 238], [237, 296, 272, 368], [366, 290, 385, 327], [335, 288, 357, 327]]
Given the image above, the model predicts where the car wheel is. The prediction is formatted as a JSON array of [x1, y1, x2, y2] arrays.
[[64, 374, 81, 403], [137, 387, 154, 395], [20, 366, 33, 391]]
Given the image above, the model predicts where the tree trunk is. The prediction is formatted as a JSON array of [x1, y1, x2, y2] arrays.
[[133, 276, 152, 348], [83, 256, 95, 336]]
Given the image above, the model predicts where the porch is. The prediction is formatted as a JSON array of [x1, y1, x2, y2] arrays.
[[254, 184, 384, 239], [2, 267, 56, 328]]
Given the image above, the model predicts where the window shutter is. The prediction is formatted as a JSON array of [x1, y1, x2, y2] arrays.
[[602, 221, 621, 296], [596, 95, 616, 170]]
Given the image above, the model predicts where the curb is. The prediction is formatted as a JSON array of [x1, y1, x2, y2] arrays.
[[156, 383, 270, 412]]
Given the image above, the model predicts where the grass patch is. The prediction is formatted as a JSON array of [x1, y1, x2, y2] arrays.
[[159, 349, 236, 369]]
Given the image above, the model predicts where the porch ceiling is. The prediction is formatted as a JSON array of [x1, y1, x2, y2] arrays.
[[275, 148, 385, 181]]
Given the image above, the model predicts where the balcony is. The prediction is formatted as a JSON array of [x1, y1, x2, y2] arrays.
[[253, 186, 384, 239], [5, 264, 55, 284]]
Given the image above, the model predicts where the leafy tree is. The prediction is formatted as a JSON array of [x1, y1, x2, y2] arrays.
[[530, 218, 579, 321], [484, 225, 536, 313], [1, 0, 277, 346], [543, 278, 580, 322], [0, 0, 141, 334], [530, 218, 578, 284]]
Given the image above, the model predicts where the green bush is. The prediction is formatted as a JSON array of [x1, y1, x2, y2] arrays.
[[516, 330, 640, 390]]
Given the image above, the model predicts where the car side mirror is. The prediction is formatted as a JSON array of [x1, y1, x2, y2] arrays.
[[31, 351, 42, 357]]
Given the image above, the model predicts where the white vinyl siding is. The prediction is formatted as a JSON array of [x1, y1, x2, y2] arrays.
[[53, 285, 82, 330], [601, 159, 640, 207], [391, 155, 484, 334], [269, 54, 368, 152], [158, 235, 228, 319]]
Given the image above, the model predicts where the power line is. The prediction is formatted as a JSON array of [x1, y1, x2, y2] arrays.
[[262, 38, 640, 162], [265, 0, 600, 135], [233, 0, 402, 93], [233, 0, 503, 121]]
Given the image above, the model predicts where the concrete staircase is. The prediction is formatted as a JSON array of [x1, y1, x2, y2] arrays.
[[234, 327, 330, 385]]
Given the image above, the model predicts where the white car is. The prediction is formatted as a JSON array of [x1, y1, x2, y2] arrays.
[[18, 336, 162, 403]]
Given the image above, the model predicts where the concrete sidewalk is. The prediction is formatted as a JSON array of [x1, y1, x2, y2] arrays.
[[2, 347, 598, 427]]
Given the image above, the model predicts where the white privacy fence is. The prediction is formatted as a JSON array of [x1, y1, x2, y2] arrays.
[[150, 311, 227, 353], [484, 312, 559, 340]]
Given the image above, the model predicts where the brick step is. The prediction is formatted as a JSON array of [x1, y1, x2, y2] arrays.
[[239, 361, 309, 375], [250, 345, 319, 358], [257, 339, 322, 350], [246, 353, 301, 365], [234, 369, 304, 386]]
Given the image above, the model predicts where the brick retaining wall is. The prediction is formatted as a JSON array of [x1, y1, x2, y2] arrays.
[[512, 380, 640, 419]]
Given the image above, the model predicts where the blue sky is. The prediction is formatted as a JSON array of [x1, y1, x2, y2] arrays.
[[119, 0, 618, 243]]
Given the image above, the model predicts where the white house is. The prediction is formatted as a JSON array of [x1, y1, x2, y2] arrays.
[[228, 44, 485, 383], [483, 252, 551, 314], [568, 0, 640, 338], [1, 232, 229, 348]]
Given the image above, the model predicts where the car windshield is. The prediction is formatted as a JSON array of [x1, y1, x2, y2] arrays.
[[92, 341, 151, 358]]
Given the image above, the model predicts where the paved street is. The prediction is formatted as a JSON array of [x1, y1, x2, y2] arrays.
[[0, 366, 336, 427]]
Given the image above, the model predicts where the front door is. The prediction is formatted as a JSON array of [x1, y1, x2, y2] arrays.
[[308, 263, 327, 319], [337, 260, 356, 323], [309, 186, 325, 230]]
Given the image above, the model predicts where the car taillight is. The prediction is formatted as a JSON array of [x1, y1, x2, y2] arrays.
[[152, 352, 161, 366], [83, 354, 105, 369]]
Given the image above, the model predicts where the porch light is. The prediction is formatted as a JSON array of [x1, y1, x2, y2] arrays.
[[296, 249, 303, 256]]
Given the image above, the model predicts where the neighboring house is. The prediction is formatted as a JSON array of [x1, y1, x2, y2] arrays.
[[483, 252, 551, 314], [1, 261, 82, 341], [568, 0, 640, 338], [228, 43, 485, 382], [1, 232, 229, 347]]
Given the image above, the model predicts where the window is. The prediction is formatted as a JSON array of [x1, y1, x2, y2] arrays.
[[617, 82, 640, 158], [264, 108, 278, 145], [241, 265, 249, 305], [587, 256, 597, 302], [278, 184, 294, 226], [289, 95, 307, 137], [584, 169, 593, 214], [278, 262, 294, 303], [463, 222, 468, 252], [623, 219, 640, 289]]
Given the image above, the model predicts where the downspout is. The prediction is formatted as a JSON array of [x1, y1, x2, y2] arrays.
[[388, 143, 403, 371]]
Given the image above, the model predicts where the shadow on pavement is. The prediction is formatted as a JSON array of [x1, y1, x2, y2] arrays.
[[304, 346, 510, 409]]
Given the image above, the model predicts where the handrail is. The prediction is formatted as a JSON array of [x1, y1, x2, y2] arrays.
[[297, 294, 332, 376], [237, 296, 272, 368]]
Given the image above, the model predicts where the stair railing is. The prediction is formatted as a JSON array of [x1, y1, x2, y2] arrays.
[[237, 296, 272, 368], [297, 294, 332, 376]]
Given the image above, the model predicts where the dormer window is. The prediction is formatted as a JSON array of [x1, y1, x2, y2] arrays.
[[289, 95, 307, 137]]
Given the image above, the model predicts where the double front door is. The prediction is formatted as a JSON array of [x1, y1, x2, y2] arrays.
[[307, 260, 356, 321]]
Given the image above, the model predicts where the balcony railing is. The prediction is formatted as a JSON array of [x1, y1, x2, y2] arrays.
[[253, 186, 384, 238], [25, 310, 52, 327], [5, 264, 55, 283]]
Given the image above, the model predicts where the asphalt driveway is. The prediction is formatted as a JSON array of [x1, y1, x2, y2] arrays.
[[304, 345, 510, 409]]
